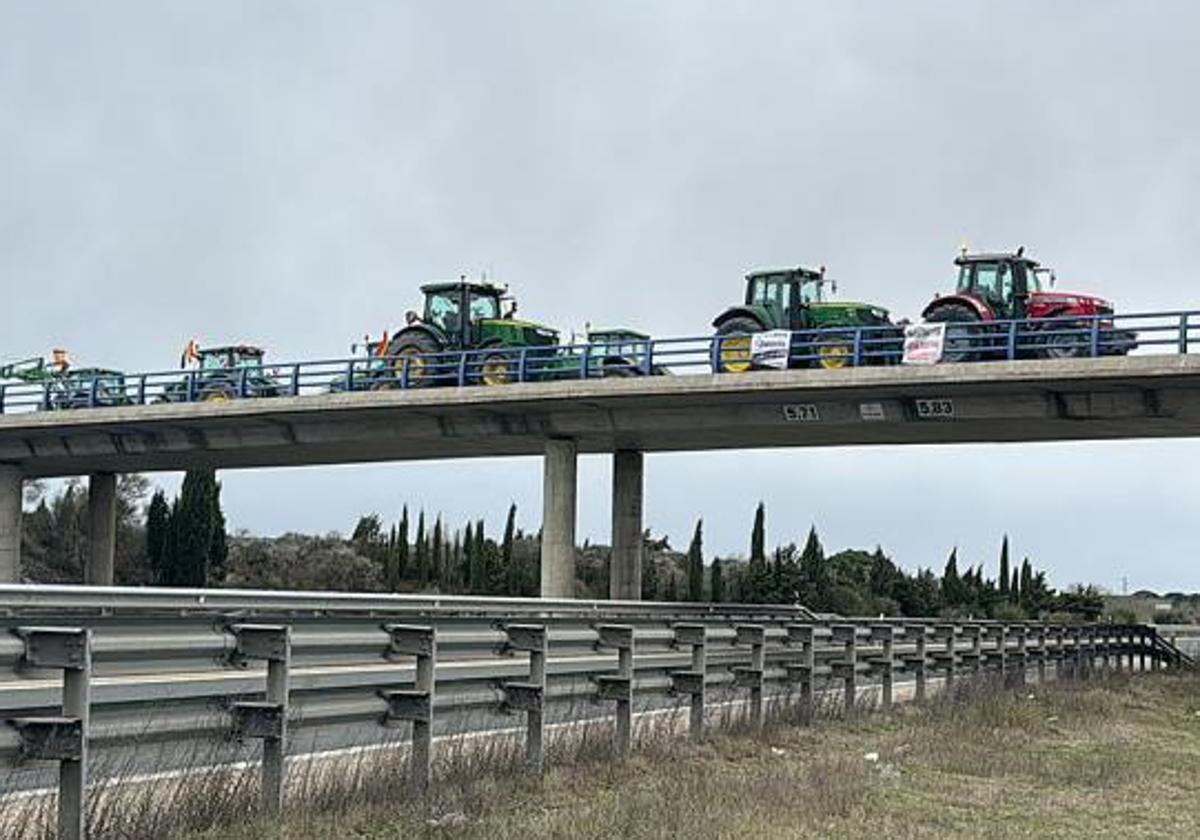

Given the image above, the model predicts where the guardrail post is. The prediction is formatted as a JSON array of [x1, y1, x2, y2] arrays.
[[958, 624, 982, 675], [379, 624, 436, 798], [1033, 626, 1047, 683], [1139, 627, 1148, 673], [501, 624, 547, 773], [1013, 625, 1028, 686], [904, 624, 928, 702], [996, 624, 1009, 683], [670, 623, 706, 740], [869, 624, 895, 709], [1050, 626, 1066, 680], [8, 627, 91, 840], [1089, 318, 1102, 357], [830, 624, 857, 714], [228, 624, 291, 816], [933, 623, 957, 690], [594, 625, 634, 759], [1007, 320, 1018, 359], [733, 625, 766, 729], [785, 624, 816, 720]]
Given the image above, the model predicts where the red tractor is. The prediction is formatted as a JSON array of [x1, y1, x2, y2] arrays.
[[922, 248, 1134, 362]]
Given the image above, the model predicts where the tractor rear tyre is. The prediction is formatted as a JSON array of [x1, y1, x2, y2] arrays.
[[390, 333, 442, 388], [925, 304, 981, 363], [715, 317, 762, 373], [1040, 324, 1089, 360]]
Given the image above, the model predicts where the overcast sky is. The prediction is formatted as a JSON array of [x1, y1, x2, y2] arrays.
[[3, 2, 1198, 592]]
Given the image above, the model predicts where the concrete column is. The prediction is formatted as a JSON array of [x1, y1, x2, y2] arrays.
[[86, 472, 117, 586], [540, 438, 577, 598], [0, 464, 21, 583], [609, 450, 644, 600]]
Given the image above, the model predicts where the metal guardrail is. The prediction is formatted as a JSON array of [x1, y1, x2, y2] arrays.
[[0, 586, 1186, 836], [0, 309, 1196, 414]]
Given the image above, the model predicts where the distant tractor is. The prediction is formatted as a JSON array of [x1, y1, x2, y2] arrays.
[[712, 267, 897, 372], [160, 342, 281, 402], [0, 351, 130, 410], [922, 248, 1135, 362], [384, 279, 563, 386], [581, 327, 668, 377]]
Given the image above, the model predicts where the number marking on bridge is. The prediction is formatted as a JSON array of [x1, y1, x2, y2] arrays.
[[914, 398, 955, 419], [782, 404, 820, 423]]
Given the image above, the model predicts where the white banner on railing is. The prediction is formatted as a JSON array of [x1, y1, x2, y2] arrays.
[[750, 330, 791, 370], [902, 323, 946, 365]]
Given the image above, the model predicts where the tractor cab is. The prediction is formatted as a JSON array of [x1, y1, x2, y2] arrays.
[[191, 345, 267, 371], [742, 267, 829, 330], [416, 281, 508, 349], [949, 251, 1045, 320]]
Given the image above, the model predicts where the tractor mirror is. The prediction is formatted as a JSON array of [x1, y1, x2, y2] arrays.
[[405, 310, 419, 325], [1050, 272, 1057, 288]]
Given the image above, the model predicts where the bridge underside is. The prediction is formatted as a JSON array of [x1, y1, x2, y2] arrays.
[[1, 356, 1198, 591]]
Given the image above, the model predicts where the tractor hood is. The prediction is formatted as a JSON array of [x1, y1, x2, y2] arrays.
[[1028, 291, 1113, 313], [478, 318, 561, 345], [811, 301, 892, 324]]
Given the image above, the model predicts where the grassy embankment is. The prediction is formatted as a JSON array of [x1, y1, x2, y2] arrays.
[[178, 671, 1200, 840]]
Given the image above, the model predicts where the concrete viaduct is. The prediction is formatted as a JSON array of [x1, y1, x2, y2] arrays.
[[2, 355, 1199, 597]]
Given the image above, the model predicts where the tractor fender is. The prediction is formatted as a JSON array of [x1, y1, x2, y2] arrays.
[[712, 307, 768, 331], [388, 324, 447, 352], [921, 295, 993, 322]]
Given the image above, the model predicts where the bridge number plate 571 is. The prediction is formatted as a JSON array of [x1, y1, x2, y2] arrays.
[[914, 398, 955, 419], [782, 404, 821, 422]]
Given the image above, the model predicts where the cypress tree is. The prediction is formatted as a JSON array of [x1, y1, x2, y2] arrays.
[[686, 519, 704, 602], [474, 519, 488, 594], [502, 503, 517, 594], [462, 522, 474, 590], [942, 548, 962, 607], [1019, 559, 1033, 607], [798, 526, 827, 609], [710, 559, 725, 603], [1011, 567, 1019, 600], [415, 511, 428, 585], [171, 470, 220, 587], [397, 506, 410, 584], [145, 490, 171, 585], [998, 535, 1011, 600], [431, 517, 443, 587], [750, 502, 766, 564]]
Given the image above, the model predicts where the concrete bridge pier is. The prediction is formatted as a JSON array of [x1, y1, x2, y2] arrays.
[[609, 450, 643, 600], [86, 472, 117, 586], [0, 464, 21, 582], [540, 439, 578, 598]]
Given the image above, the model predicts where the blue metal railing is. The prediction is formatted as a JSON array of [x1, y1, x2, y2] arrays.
[[0, 310, 1195, 415]]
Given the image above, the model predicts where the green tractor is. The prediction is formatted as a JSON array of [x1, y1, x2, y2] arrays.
[[384, 279, 563, 386], [712, 266, 897, 372], [0, 352, 131, 410], [160, 342, 282, 403]]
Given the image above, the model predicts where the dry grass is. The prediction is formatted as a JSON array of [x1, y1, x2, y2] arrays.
[[173, 671, 1200, 840], [5, 671, 1199, 839]]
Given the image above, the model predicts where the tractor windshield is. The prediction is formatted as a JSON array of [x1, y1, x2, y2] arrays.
[[233, 351, 264, 368], [958, 262, 1013, 302], [468, 291, 500, 322], [201, 353, 229, 371], [799, 277, 826, 304]]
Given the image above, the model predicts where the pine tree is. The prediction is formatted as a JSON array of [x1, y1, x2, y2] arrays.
[[145, 490, 171, 585], [686, 519, 704, 602], [998, 535, 1011, 600], [710, 559, 725, 603]]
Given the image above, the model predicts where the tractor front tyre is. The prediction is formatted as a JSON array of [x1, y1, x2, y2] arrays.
[[200, 387, 235, 403], [390, 333, 442, 388], [478, 351, 515, 386], [714, 317, 762, 373], [925, 304, 981, 363]]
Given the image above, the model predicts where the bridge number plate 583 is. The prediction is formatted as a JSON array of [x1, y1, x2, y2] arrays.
[[914, 398, 955, 419], [782, 404, 821, 422]]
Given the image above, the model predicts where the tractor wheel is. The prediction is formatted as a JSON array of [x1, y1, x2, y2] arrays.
[[200, 383, 235, 402], [814, 333, 854, 370], [478, 351, 515, 386], [714, 317, 762, 373], [389, 333, 442, 388], [368, 377, 397, 391], [601, 356, 637, 377], [1040, 323, 1088, 360], [925, 304, 981, 363]]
